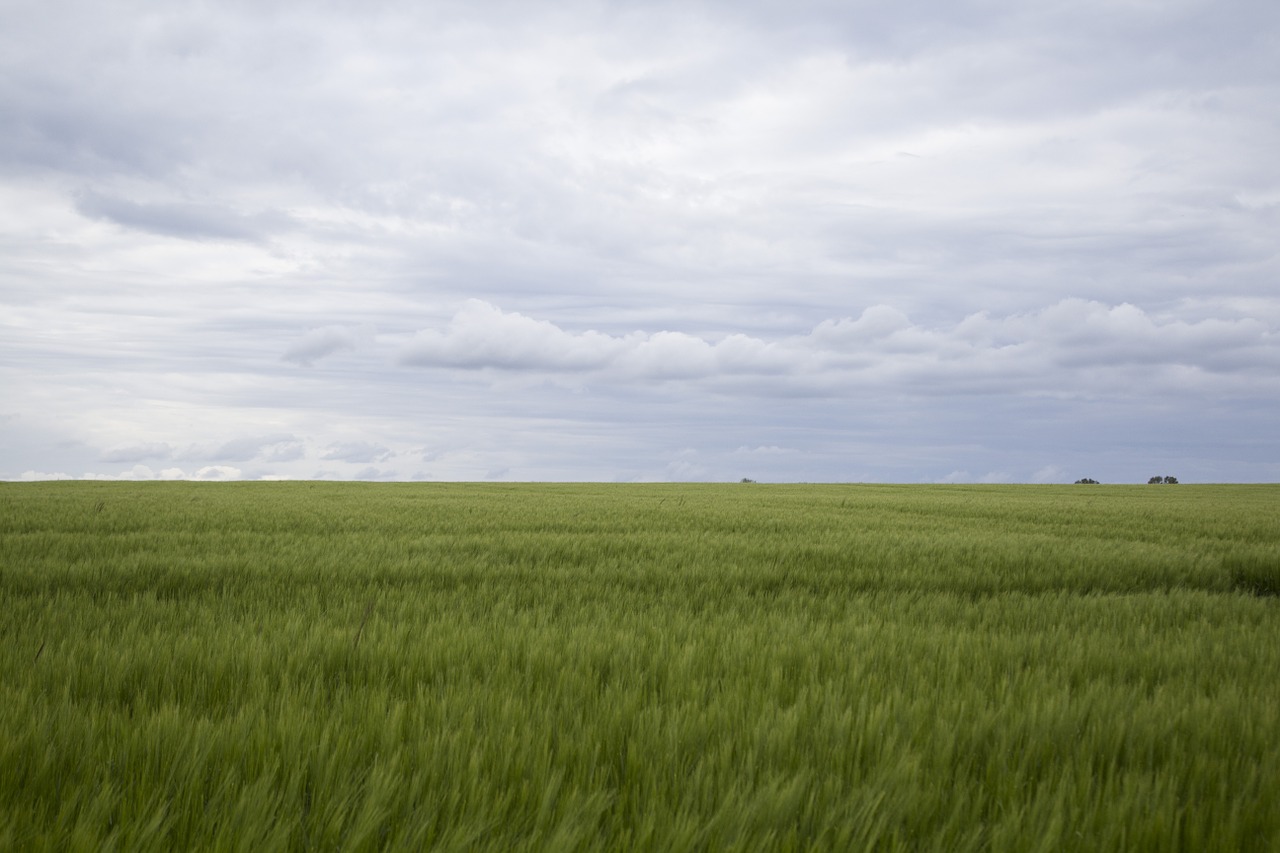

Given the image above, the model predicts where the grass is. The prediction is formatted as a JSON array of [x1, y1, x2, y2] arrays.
[[1, 482, 1278, 850]]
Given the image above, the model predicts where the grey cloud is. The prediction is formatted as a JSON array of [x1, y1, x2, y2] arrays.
[[99, 442, 174, 463], [354, 466, 398, 480], [283, 326, 360, 366], [1, 82, 191, 179], [321, 442, 393, 464], [209, 434, 301, 463], [74, 191, 289, 243], [262, 441, 307, 463]]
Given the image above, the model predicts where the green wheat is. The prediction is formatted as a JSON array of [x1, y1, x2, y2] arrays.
[[1, 482, 1277, 850]]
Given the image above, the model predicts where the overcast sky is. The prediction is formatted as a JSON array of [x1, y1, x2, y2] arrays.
[[3, 0, 1278, 483]]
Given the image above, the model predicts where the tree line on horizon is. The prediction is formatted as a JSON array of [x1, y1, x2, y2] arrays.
[[1073, 476, 1180, 484]]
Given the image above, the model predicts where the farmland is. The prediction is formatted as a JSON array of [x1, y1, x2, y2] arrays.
[[2, 481, 1278, 850]]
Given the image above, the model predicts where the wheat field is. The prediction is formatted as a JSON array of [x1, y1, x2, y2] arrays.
[[2, 482, 1277, 850]]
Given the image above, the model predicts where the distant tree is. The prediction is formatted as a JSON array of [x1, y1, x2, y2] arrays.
[[1164, 476, 1179, 484], [739, 477, 757, 484], [1148, 475, 1180, 484], [1148, 476, 1164, 484], [1074, 478, 1100, 484]]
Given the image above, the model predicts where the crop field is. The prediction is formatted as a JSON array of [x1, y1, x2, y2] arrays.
[[1, 481, 1278, 850]]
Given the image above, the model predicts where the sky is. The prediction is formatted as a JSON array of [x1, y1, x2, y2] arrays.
[[2, 0, 1278, 484]]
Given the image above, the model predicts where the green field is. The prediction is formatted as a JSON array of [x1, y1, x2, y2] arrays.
[[2, 482, 1278, 850]]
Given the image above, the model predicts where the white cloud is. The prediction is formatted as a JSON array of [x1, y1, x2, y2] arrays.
[[79, 465, 190, 481], [194, 465, 242, 481], [401, 300, 625, 371], [399, 299, 1279, 399], [1031, 466, 1067, 484], [662, 449, 712, 482], [733, 445, 796, 456]]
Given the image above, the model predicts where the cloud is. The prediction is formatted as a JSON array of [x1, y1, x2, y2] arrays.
[[74, 191, 290, 243], [262, 441, 306, 463], [663, 449, 712, 482], [321, 442, 392, 464], [353, 466, 397, 480], [81, 465, 185, 481], [208, 435, 301, 463], [400, 300, 625, 371], [19, 470, 73, 481], [2, 0, 1278, 485], [20, 466, 187, 481], [400, 299, 1279, 399], [1031, 465, 1067, 484], [99, 442, 174, 463], [194, 465, 242, 481], [399, 300, 792, 379], [283, 326, 361, 366], [733, 445, 796, 456]]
